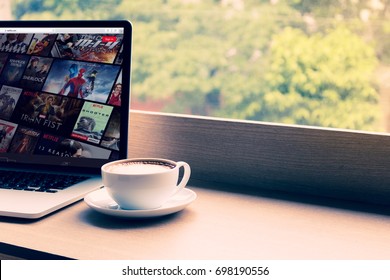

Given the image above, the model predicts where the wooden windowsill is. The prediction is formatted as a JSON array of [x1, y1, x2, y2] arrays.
[[127, 111, 390, 206], [1, 182, 390, 260]]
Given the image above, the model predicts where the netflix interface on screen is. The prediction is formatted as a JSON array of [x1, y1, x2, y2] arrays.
[[0, 32, 123, 163]]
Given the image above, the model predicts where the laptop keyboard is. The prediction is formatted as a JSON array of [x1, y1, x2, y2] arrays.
[[0, 170, 89, 193]]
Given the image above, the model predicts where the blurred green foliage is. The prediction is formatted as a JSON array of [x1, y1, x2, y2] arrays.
[[12, 0, 390, 131], [225, 27, 380, 130]]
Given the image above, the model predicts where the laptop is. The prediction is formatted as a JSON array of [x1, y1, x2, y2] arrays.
[[0, 20, 132, 218]]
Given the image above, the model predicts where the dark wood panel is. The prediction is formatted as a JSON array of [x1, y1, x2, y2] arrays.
[[0, 242, 71, 260], [128, 111, 390, 205]]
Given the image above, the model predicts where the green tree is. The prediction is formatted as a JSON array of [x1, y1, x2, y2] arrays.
[[220, 27, 380, 131], [116, 0, 291, 114], [12, 0, 121, 20]]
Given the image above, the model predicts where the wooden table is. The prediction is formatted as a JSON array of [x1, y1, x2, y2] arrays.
[[1, 183, 390, 260]]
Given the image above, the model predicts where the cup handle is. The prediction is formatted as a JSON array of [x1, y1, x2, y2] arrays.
[[175, 161, 191, 194]]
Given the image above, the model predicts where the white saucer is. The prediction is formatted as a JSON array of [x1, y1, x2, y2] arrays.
[[84, 188, 197, 218]]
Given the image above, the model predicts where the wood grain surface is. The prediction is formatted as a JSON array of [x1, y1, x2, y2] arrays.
[[128, 111, 390, 205], [1, 186, 390, 260]]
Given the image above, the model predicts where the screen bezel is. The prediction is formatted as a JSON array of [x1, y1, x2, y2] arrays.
[[0, 20, 132, 175]]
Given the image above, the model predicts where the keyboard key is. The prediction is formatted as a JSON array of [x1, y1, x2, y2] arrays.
[[0, 170, 89, 193]]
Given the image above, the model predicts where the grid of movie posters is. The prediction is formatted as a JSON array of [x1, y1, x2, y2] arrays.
[[0, 31, 123, 160]]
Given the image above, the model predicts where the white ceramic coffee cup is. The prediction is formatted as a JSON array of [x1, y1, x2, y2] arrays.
[[101, 158, 191, 210]]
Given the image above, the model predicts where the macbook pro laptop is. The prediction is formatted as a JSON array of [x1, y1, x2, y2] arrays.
[[0, 20, 132, 218]]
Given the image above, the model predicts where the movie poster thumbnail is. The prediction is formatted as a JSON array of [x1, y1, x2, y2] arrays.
[[0, 53, 9, 74], [35, 133, 111, 159], [114, 44, 123, 65], [0, 54, 29, 86], [20, 56, 53, 91], [42, 59, 120, 103], [51, 33, 123, 64], [109, 151, 119, 160], [8, 126, 40, 155], [0, 33, 33, 54], [71, 102, 113, 144], [27, 34, 57, 57], [101, 108, 120, 151], [0, 34, 16, 53], [0, 85, 22, 120], [11, 92, 83, 136], [0, 34, 33, 54], [0, 120, 18, 153], [107, 70, 122, 107]]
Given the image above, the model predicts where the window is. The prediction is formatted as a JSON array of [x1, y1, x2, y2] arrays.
[[8, 0, 390, 134], [4, 0, 390, 206]]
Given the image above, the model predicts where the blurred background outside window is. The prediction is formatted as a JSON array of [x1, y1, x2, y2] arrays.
[[2, 0, 390, 133]]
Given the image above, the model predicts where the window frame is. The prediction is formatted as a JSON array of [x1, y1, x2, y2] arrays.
[[128, 110, 390, 206]]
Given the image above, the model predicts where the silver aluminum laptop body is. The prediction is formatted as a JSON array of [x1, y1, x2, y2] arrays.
[[0, 20, 132, 218]]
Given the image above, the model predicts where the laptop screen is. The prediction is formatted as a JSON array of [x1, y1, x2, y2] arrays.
[[0, 23, 131, 170]]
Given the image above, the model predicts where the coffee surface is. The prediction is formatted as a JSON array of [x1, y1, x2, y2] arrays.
[[108, 160, 174, 174]]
